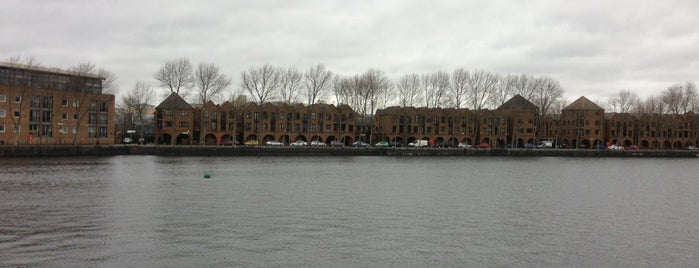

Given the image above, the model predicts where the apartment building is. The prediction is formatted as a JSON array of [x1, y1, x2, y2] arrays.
[[239, 102, 358, 145], [153, 93, 697, 149], [0, 62, 114, 145]]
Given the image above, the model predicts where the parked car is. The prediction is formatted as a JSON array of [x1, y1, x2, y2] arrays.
[[330, 140, 344, 147], [458, 142, 472, 148], [290, 140, 307, 146], [390, 141, 403, 147], [608, 144, 624, 150], [436, 142, 453, 148], [221, 139, 239, 146], [352, 141, 370, 147], [625, 145, 638, 150], [122, 137, 133, 144], [592, 144, 606, 149], [244, 140, 259, 146], [266, 140, 284, 146], [374, 141, 389, 147], [524, 143, 534, 149], [310, 140, 326, 146], [686, 145, 697, 150], [475, 143, 490, 149]]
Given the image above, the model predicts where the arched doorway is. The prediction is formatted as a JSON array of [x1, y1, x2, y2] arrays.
[[204, 134, 217, 145], [160, 134, 172, 145], [176, 134, 190, 145]]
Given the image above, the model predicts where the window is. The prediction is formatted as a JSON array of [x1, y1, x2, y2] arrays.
[[74, 114, 78, 120], [14, 96, 21, 103], [180, 121, 188, 127], [0, 95, 5, 102], [0, 124, 4, 133], [0, 109, 4, 117], [14, 111, 20, 117], [62, 99, 68, 106], [62, 113, 67, 120], [179, 110, 188, 116], [165, 110, 171, 115]]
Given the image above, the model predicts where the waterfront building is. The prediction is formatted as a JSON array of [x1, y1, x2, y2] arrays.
[[605, 112, 697, 149], [0, 62, 114, 145], [373, 106, 475, 147], [239, 102, 358, 145], [560, 97, 606, 149], [198, 100, 239, 145], [373, 95, 537, 148], [152, 92, 698, 150], [496, 94, 539, 147], [154, 93, 195, 145]]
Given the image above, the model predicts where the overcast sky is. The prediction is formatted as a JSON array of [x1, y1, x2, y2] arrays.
[[2, 0, 698, 105]]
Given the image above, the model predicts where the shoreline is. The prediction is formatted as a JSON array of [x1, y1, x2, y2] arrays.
[[1, 145, 698, 158]]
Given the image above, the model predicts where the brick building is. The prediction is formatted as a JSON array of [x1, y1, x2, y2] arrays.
[[154, 93, 195, 145], [560, 96, 606, 148], [0, 62, 114, 145], [239, 102, 358, 145], [153, 93, 698, 149]]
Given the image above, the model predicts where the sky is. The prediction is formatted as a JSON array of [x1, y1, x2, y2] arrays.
[[2, 0, 698, 105]]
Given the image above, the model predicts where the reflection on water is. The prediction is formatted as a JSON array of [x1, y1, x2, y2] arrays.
[[1, 156, 698, 266]]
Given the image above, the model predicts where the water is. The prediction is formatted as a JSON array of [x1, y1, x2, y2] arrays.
[[1, 156, 698, 267]]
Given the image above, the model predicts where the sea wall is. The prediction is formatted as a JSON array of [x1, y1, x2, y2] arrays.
[[1, 145, 699, 158]]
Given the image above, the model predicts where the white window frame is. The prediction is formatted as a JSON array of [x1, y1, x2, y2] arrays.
[[0, 94, 6, 102], [0, 109, 5, 117]]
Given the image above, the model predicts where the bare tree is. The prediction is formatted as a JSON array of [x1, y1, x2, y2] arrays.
[[681, 82, 697, 113], [279, 66, 303, 104], [450, 68, 471, 109], [533, 76, 564, 116], [489, 73, 516, 108], [304, 64, 333, 105], [511, 74, 539, 101], [465, 69, 499, 110], [423, 71, 450, 108], [636, 94, 665, 114], [68, 62, 104, 145], [194, 62, 231, 104], [98, 68, 119, 95], [240, 64, 281, 104], [4, 55, 41, 145], [465, 69, 499, 144], [376, 81, 396, 110], [359, 68, 389, 116], [607, 89, 639, 113], [661, 84, 684, 115], [332, 76, 353, 106], [396, 73, 421, 107], [121, 81, 155, 141], [153, 58, 194, 98]]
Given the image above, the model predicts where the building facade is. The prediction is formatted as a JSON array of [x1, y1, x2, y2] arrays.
[[153, 93, 698, 149], [0, 62, 114, 145]]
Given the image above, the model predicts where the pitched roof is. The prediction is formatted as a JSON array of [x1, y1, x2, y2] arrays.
[[156, 93, 193, 110], [563, 96, 604, 111], [498, 94, 538, 110]]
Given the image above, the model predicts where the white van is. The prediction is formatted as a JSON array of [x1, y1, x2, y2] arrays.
[[409, 140, 429, 147], [537, 141, 553, 148]]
